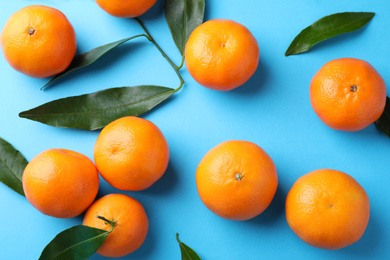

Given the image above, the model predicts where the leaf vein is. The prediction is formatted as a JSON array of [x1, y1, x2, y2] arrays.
[[0, 154, 22, 183], [21, 89, 174, 118], [51, 231, 108, 258]]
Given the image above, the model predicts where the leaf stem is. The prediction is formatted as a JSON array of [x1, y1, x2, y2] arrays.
[[96, 215, 117, 233], [175, 81, 184, 92], [135, 18, 185, 89], [177, 55, 185, 70]]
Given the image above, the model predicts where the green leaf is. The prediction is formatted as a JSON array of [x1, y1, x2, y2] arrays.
[[176, 233, 201, 260], [285, 12, 375, 56], [0, 137, 28, 196], [39, 225, 109, 260], [375, 97, 390, 137], [19, 85, 175, 130], [42, 34, 148, 89], [165, 0, 205, 55]]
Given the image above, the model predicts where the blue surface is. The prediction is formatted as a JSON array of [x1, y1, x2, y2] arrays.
[[1, 0, 390, 259]]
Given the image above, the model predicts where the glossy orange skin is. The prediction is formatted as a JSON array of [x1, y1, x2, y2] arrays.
[[83, 194, 149, 257], [1, 5, 77, 78], [185, 19, 259, 91], [286, 169, 370, 250], [196, 140, 278, 221], [94, 116, 169, 191], [22, 149, 99, 218], [95, 0, 157, 18], [310, 58, 387, 131]]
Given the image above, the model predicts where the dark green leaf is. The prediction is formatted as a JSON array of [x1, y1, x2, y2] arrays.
[[39, 225, 109, 260], [0, 137, 28, 196], [165, 0, 205, 55], [285, 12, 375, 56], [176, 233, 201, 260], [19, 85, 175, 130], [375, 97, 390, 137], [42, 34, 148, 89]]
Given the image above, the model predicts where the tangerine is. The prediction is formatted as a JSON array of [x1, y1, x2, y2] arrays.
[[95, 0, 157, 18], [185, 19, 259, 91], [196, 140, 278, 220], [83, 194, 149, 257], [22, 149, 99, 218], [1, 5, 77, 78], [286, 169, 370, 249], [94, 116, 169, 191], [310, 58, 386, 131]]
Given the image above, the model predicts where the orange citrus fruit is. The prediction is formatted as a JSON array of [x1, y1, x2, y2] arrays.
[[94, 116, 169, 191], [1, 5, 77, 78], [310, 58, 387, 131], [22, 149, 99, 218], [196, 140, 278, 221], [83, 193, 149, 257], [185, 19, 260, 91], [286, 169, 370, 250], [95, 0, 157, 18]]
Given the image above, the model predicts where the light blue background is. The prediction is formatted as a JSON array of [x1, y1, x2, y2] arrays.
[[1, 0, 389, 259]]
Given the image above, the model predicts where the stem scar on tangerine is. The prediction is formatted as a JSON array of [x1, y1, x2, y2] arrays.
[[234, 173, 244, 181], [28, 28, 35, 35]]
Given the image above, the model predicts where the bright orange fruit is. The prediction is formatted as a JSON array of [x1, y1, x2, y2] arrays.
[[22, 149, 99, 218], [310, 58, 386, 131], [196, 140, 278, 220], [185, 19, 259, 91], [1, 5, 77, 78], [95, 0, 157, 18], [94, 116, 169, 191], [83, 194, 149, 257], [286, 169, 370, 250]]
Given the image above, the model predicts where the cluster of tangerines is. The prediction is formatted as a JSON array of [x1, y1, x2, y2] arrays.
[[24, 116, 166, 257], [1, 0, 386, 258]]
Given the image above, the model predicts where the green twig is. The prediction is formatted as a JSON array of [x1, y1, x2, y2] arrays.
[[177, 55, 185, 70], [135, 18, 185, 90], [96, 215, 117, 233]]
